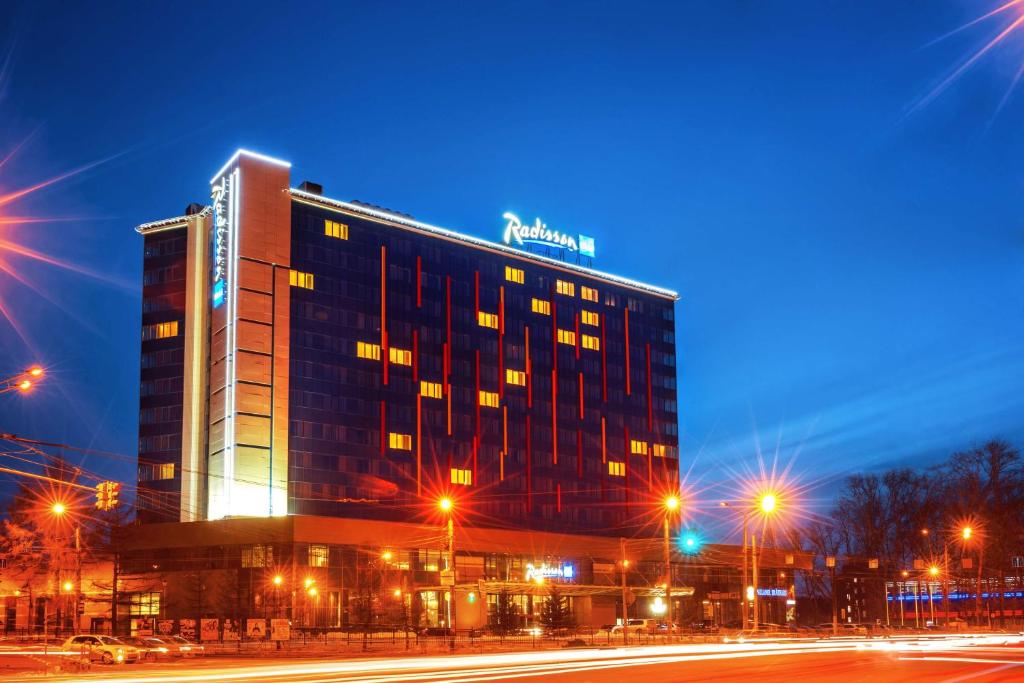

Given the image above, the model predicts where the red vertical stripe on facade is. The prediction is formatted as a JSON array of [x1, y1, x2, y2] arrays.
[[624, 308, 631, 396], [575, 313, 580, 360], [556, 482, 562, 513], [601, 416, 607, 463], [578, 371, 584, 419], [498, 286, 505, 399], [646, 343, 653, 431], [445, 276, 452, 386], [473, 435, 479, 486], [380, 401, 386, 456], [415, 255, 422, 308], [525, 326, 532, 408]]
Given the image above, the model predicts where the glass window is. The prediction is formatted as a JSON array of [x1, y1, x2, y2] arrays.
[[531, 298, 551, 315], [128, 592, 161, 616], [289, 270, 315, 290], [479, 390, 499, 408], [477, 311, 499, 329], [505, 369, 526, 386], [555, 280, 575, 297], [389, 433, 412, 450], [608, 462, 625, 477], [581, 310, 599, 326], [504, 266, 524, 284], [309, 544, 329, 567], [582, 334, 600, 351], [581, 286, 598, 302], [630, 440, 648, 455], [389, 347, 412, 365], [451, 468, 473, 486], [420, 381, 443, 399], [557, 329, 576, 346], [324, 219, 348, 240], [357, 342, 381, 361]]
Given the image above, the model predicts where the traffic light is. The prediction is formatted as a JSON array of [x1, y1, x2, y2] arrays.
[[96, 481, 121, 511], [680, 530, 703, 554]]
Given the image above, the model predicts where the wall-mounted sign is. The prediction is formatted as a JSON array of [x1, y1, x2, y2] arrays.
[[502, 212, 595, 258], [756, 588, 789, 598], [525, 562, 575, 583], [210, 175, 233, 308]]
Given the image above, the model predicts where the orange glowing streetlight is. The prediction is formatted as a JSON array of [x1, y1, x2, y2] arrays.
[[272, 575, 283, 586], [758, 492, 778, 515], [961, 526, 972, 541], [28, 367, 43, 378], [51, 502, 67, 516], [438, 497, 453, 513], [62, 581, 73, 593], [381, 550, 393, 562], [929, 565, 940, 577]]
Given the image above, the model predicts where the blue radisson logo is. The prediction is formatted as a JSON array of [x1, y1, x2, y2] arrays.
[[210, 176, 231, 308], [502, 212, 595, 258]]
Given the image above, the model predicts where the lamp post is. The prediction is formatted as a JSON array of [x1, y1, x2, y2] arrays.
[[0, 366, 44, 395], [662, 496, 680, 633], [438, 497, 456, 650], [619, 537, 630, 646]]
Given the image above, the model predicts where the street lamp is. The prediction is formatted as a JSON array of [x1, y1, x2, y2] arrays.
[[1, 366, 45, 395], [662, 495, 680, 633], [438, 496, 456, 649], [721, 492, 781, 632], [51, 502, 66, 516]]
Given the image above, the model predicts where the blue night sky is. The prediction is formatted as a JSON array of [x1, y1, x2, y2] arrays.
[[1, 2, 1022, 515]]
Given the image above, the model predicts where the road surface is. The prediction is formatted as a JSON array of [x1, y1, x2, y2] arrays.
[[5, 633, 1023, 682]]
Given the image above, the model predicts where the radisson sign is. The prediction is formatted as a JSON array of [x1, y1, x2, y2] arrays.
[[502, 212, 595, 258], [210, 175, 233, 308]]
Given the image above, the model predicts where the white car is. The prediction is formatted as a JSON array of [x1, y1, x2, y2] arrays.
[[63, 635, 140, 664]]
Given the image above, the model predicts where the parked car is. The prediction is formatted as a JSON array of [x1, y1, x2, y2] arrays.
[[62, 635, 139, 664], [418, 627, 453, 637], [123, 637, 171, 660], [160, 636, 205, 656], [610, 618, 658, 634]]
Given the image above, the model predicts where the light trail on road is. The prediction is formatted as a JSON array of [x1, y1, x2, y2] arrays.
[[23, 632, 1020, 683]]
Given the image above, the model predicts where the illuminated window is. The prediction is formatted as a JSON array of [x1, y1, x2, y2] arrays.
[[309, 544, 329, 567], [506, 369, 526, 386], [582, 334, 600, 351], [451, 468, 473, 486], [142, 321, 179, 341], [557, 329, 576, 346], [128, 592, 161, 617], [479, 390, 499, 408], [155, 463, 174, 480], [357, 341, 381, 361], [289, 270, 315, 290], [630, 440, 648, 455], [389, 347, 412, 366], [324, 219, 348, 240], [653, 444, 667, 458], [531, 298, 551, 315], [389, 433, 412, 450], [505, 266, 524, 284], [241, 544, 273, 568], [581, 286, 599, 302], [581, 310, 600, 326], [478, 311, 499, 329], [556, 280, 575, 297], [608, 461, 625, 477], [420, 381, 443, 399]]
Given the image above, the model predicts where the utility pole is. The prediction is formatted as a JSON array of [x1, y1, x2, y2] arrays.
[[943, 544, 950, 628], [663, 514, 672, 631], [742, 517, 749, 630]]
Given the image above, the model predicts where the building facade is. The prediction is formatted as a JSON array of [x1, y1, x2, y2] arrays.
[[136, 149, 680, 536]]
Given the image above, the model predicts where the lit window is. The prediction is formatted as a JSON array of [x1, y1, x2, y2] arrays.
[[420, 381, 443, 399], [582, 334, 600, 351], [505, 266, 524, 284], [506, 369, 526, 386], [451, 468, 473, 486], [241, 544, 273, 568], [128, 592, 161, 617], [478, 311, 499, 329], [653, 444, 667, 458], [557, 329, 576, 346], [556, 280, 575, 297], [581, 286, 599, 302], [357, 341, 381, 361], [581, 310, 600, 326], [479, 390, 499, 408], [630, 440, 648, 455], [289, 270, 315, 290], [531, 298, 551, 315], [608, 461, 625, 477], [324, 219, 348, 240], [142, 321, 179, 341], [309, 544, 329, 567], [155, 463, 174, 480], [389, 347, 412, 366], [389, 433, 412, 450]]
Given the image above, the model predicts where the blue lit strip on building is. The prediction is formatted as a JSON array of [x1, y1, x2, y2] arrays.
[[889, 590, 1024, 601]]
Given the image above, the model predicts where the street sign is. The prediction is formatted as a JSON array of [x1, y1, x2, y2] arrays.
[[440, 570, 455, 587]]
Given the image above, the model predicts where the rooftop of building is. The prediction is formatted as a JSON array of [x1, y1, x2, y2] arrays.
[[136, 150, 679, 301]]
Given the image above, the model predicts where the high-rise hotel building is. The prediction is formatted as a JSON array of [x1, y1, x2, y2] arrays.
[[136, 149, 680, 536]]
